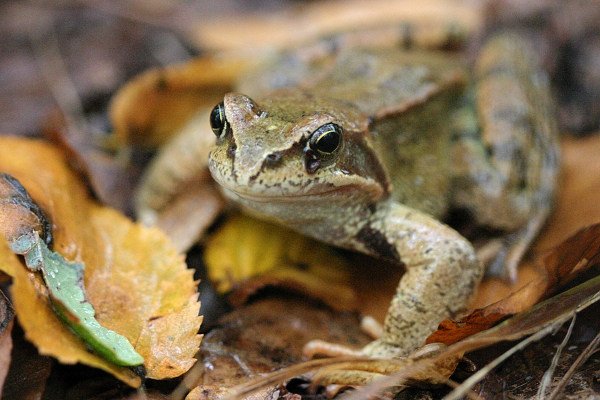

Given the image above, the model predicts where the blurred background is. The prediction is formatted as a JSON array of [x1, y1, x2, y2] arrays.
[[1, 0, 600, 139]]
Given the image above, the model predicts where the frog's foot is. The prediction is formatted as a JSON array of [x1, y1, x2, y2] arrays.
[[303, 315, 383, 358], [302, 342, 453, 389], [302, 339, 415, 387]]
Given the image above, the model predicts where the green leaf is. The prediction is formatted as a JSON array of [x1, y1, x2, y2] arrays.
[[11, 231, 143, 367]]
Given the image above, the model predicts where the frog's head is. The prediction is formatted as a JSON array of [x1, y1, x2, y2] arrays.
[[207, 91, 388, 225]]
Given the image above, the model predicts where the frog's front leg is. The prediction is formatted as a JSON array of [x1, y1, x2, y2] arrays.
[[361, 201, 483, 358], [306, 200, 483, 364]]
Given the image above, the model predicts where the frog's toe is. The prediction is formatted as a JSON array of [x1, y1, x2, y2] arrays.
[[300, 342, 458, 391], [303, 338, 410, 360], [303, 340, 363, 358]]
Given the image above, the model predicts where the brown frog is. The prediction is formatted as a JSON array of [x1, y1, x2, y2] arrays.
[[136, 25, 559, 384]]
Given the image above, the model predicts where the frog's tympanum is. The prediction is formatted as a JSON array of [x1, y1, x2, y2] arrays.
[[138, 26, 559, 384]]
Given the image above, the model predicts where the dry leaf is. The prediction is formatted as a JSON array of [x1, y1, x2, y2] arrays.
[[0, 136, 201, 385], [204, 213, 357, 310], [109, 56, 252, 148]]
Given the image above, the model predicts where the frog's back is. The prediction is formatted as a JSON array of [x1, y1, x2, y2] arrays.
[[240, 47, 468, 218], [240, 47, 465, 115]]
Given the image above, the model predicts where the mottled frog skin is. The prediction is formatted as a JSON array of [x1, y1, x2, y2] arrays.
[[137, 26, 559, 370]]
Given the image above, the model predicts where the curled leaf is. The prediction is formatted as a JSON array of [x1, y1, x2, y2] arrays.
[[0, 136, 202, 385], [204, 213, 357, 310], [109, 56, 252, 148]]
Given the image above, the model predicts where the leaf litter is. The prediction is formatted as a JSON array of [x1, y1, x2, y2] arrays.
[[0, 136, 202, 386]]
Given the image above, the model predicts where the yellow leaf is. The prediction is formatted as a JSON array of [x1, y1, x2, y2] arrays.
[[204, 213, 357, 310], [0, 136, 202, 385]]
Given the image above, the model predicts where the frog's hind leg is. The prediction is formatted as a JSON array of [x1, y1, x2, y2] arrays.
[[451, 33, 559, 280]]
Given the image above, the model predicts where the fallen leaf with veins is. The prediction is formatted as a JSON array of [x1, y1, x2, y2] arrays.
[[0, 136, 202, 385]]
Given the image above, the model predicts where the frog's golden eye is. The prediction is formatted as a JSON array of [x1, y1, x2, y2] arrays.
[[210, 102, 228, 138], [309, 123, 342, 155]]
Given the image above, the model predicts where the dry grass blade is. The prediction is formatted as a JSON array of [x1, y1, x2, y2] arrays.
[[546, 329, 600, 400], [536, 314, 577, 399]]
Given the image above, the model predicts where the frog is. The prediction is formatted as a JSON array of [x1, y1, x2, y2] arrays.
[[135, 23, 559, 385]]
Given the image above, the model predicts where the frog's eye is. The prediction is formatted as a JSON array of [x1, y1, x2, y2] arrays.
[[210, 102, 228, 138], [309, 123, 342, 155]]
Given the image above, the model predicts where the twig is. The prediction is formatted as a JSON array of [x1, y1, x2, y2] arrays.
[[536, 314, 576, 399], [546, 328, 600, 400]]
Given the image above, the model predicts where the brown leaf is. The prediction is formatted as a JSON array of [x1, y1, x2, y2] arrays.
[[181, 297, 371, 399], [0, 136, 201, 384]]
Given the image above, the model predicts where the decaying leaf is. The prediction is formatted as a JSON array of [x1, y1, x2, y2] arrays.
[[0, 136, 202, 385], [204, 213, 357, 310], [109, 56, 252, 149]]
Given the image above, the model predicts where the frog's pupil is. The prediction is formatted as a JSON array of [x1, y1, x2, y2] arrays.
[[311, 123, 341, 154], [210, 102, 227, 137]]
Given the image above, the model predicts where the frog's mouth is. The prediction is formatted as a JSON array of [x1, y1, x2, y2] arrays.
[[217, 184, 348, 204]]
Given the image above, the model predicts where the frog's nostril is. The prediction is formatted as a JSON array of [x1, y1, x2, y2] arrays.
[[227, 143, 237, 158], [265, 152, 282, 167]]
